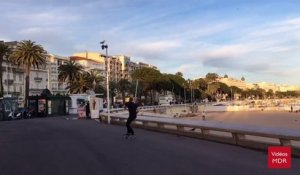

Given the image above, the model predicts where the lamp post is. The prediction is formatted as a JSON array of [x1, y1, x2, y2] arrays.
[[100, 40, 110, 124]]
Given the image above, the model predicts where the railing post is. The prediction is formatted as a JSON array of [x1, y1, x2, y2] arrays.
[[177, 125, 184, 132], [201, 128, 209, 137], [158, 123, 164, 129], [120, 118, 127, 123], [280, 138, 291, 146], [143, 121, 149, 127], [232, 133, 246, 145]]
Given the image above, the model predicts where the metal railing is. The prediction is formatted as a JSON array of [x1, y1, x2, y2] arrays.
[[99, 113, 300, 156]]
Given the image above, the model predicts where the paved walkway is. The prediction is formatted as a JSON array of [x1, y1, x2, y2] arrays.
[[0, 117, 299, 175]]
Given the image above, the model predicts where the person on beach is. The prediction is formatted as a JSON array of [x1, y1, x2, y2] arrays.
[[125, 97, 139, 136]]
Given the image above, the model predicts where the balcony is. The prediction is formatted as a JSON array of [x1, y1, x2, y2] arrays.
[[34, 77, 43, 82], [12, 68, 25, 73], [4, 79, 14, 85]]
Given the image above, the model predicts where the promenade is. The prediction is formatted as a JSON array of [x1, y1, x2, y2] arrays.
[[0, 117, 300, 175]]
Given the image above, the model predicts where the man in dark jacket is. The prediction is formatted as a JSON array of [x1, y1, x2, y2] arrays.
[[125, 97, 139, 136]]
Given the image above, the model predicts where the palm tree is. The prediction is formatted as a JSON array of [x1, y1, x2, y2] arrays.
[[58, 60, 83, 91], [9, 40, 47, 107], [68, 73, 90, 94], [109, 81, 118, 105], [117, 79, 131, 104], [0, 42, 11, 97], [86, 69, 104, 91]]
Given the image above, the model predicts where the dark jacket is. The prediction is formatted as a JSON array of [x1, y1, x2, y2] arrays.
[[86, 103, 90, 114], [125, 101, 138, 118]]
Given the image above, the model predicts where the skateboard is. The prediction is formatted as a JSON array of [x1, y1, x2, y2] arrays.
[[123, 134, 136, 140]]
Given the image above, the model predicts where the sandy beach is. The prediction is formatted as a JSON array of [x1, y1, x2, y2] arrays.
[[190, 111, 300, 129]]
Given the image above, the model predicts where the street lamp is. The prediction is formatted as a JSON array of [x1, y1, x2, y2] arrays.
[[100, 40, 110, 124]]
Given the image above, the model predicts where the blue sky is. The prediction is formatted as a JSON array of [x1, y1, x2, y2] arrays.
[[1, 0, 300, 85]]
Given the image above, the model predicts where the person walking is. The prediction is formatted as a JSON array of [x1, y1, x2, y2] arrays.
[[85, 101, 90, 119], [125, 97, 139, 136]]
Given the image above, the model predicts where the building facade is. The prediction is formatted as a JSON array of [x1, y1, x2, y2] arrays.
[[218, 77, 247, 90], [48, 54, 69, 95], [73, 52, 106, 78], [106, 56, 122, 82], [73, 52, 158, 82], [1, 41, 72, 106]]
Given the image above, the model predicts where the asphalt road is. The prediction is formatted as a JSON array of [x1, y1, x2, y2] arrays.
[[0, 117, 299, 175]]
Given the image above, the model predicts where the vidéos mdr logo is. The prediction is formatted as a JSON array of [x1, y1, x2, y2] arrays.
[[268, 146, 291, 169]]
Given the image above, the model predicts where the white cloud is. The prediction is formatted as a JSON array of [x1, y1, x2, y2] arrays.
[[137, 40, 181, 52]]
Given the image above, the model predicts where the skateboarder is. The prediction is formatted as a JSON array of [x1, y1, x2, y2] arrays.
[[124, 97, 139, 137]]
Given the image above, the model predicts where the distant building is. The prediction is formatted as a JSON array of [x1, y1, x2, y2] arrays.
[[1, 41, 71, 106], [256, 82, 279, 92], [2, 41, 25, 98], [2, 41, 47, 98], [72, 52, 106, 78], [106, 56, 122, 82], [216, 77, 300, 92], [217, 77, 247, 90], [29, 65, 48, 96], [73, 52, 105, 63], [278, 85, 300, 92], [73, 52, 158, 82], [136, 61, 158, 70], [70, 55, 106, 78], [113, 55, 140, 81], [48, 54, 69, 95]]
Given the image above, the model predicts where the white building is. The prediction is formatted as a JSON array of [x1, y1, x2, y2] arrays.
[[48, 54, 69, 95]]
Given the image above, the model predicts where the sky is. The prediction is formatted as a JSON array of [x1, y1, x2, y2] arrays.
[[1, 0, 300, 85]]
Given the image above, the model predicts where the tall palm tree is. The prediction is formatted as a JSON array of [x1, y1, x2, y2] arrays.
[[109, 81, 118, 105], [58, 60, 83, 91], [85, 69, 104, 91], [9, 40, 47, 107], [68, 73, 90, 94], [117, 78, 131, 104], [0, 42, 11, 97]]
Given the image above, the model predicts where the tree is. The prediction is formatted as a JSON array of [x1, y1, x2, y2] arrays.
[[193, 78, 207, 91], [131, 67, 161, 104], [207, 82, 220, 96], [224, 74, 228, 78], [230, 86, 243, 100], [175, 72, 183, 77], [68, 73, 90, 94], [241, 76, 245, 81], [109, 81, 118, 105], [266, 89, 274, 99], [205, 73, 219, 82], [86, 69, 104, 91], [117, 79, 131, 104], [218, 82, 230, 94], [166, 73, 186, 101], [156, 74, 172, 93], [9, 40, 47, 107], [58, 60, 83, 91], [0, 41, 11, 97]]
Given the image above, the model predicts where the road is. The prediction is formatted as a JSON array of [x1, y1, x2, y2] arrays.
[[0, 117, 299, 175]]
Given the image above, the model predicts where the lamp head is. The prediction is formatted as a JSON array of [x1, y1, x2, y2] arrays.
[[101, 45, 108, 50]]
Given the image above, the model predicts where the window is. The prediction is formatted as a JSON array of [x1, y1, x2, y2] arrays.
[[19, 74, 22, 81]]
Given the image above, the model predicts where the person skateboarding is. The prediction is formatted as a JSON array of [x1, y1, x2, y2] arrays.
[[124, 97, 139, 138]]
